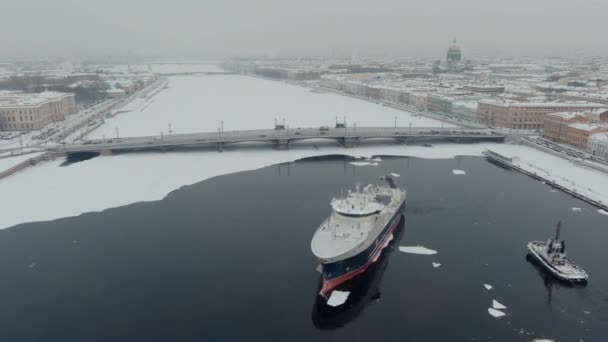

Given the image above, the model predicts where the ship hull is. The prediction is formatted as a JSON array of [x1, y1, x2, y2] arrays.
[[319, 199, 406, 297], [526, 243, 588, 284]]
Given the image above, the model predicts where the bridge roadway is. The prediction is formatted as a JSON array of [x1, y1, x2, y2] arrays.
[[49, 126, 506, 154]]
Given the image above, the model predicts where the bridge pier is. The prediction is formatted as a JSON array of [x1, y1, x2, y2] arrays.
[[342, 137, 357, 148], [274, 139, 290, 150], [100, 149, 113, 156]]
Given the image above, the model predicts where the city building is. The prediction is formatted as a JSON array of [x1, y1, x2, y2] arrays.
[[543, 112, 588, 144], [426, 94, 454, 115], [409, 92, 427, 111], [562, 123, 608, 149], [106, 88, 126, 98], [478, 100, 605, 130], [0, 91, 76, 131], [463, 84, 505, 93], [452, 101, 478, 122], [557, 91, 608, 105], [446, 39, 462, 64], [588, 133, 608, 159]]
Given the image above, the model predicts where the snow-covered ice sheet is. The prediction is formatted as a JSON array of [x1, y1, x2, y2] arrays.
[[488, 308, 506, 318], [571, 207, 583, 212], [349, 161, 378, 167], [492, 300, 507, 310], [452, 169, 466, 175], [327, 290, 350, 307], [0, 143, 498, 229], [88, 75, 449, 139], [484, 284, 493, 290], [598, 209, 608, 216], [398, 246, 437, 255]]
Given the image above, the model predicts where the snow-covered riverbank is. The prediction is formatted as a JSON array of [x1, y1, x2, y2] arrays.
[[488, 144, 608, 209]]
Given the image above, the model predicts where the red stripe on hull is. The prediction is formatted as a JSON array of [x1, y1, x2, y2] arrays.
[[319, 213, 403, 297]]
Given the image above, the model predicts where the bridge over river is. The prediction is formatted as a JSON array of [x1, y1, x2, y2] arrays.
[[48, 126, 506, 155]]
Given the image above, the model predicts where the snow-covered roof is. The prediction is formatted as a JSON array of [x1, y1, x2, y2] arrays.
[[106, 88, 126, 94], [546, 112, 586, 120], [589, 132, 608, 142], [479, 99, 605, 109], [568, 123, 607, 132], [0, 91, 73, 108]]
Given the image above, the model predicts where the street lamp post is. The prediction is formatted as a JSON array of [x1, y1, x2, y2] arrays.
[[394, 116, 397, 128]]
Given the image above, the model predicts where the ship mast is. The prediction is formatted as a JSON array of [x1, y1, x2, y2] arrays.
[[555, 220, 562, 242]]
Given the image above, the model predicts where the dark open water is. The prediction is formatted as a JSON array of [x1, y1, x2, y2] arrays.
[[1, 155, 607, 341]]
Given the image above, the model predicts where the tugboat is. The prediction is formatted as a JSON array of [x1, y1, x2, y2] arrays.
[[527, 221, 588, 283], [311, 174, 406, 297]]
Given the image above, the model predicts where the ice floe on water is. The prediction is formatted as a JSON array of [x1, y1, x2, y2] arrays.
[[598, 209, 608, 216], [327, 290, 350, 307], [571, 207, 583, 212], [27, 262, 36, 269], [483, 284, 493, 290], [452, 169, 467, 175], [349, 161, 378, 167], [398, 246, 437, 255], [492, 300, 507, 310], [390, 173, 400, 178], [531, 339, 555, 342], [488, 308, 506, 318], [432, 262, 441, 268], [369, 157, 382, 162]]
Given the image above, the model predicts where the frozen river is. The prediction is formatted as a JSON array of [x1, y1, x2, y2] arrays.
[[88, 75, 450, 139], [0, 71, 606, 231]]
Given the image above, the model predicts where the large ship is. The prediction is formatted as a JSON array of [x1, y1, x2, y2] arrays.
[[311, 174, 406, 297], [312, 219, 404, 330], [527, 221, 588, 284]]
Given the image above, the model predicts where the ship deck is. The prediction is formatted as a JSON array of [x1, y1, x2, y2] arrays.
[[311, 213, 374, 260], [527, 242, 588, 281]]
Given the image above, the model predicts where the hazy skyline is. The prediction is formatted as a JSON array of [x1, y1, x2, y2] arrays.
[[1, 0, 607, 60]]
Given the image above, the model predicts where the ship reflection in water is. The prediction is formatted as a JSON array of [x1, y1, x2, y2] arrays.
[[526, 254, 578, 304], [311, 220, 405, 330]]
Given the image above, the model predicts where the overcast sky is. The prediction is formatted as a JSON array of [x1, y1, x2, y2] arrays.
[[1, 0, 606, 60]]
